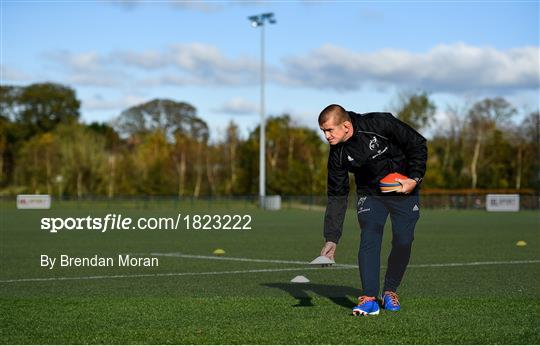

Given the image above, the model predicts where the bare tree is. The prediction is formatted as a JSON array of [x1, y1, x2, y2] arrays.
[[393, 91, 436, 131], [115, 99, 209, 197], [467, 98, 516, 189], [224, 121, 239, 194]]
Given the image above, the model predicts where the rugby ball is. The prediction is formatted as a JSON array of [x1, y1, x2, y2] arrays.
[[379, 172, 409, 193]]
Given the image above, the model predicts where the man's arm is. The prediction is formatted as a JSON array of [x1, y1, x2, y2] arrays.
[[379, 113, 428, 180], [323, 146, 349, 244]]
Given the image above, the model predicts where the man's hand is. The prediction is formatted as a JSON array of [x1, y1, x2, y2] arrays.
[[320, 241, 337, 260], [395, 178, 417, 194]]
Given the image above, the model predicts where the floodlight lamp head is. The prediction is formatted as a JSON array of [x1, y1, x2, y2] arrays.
[[248, 15, 261, 27], [248, 13, 276, 27], [262, 13, 276, 24]]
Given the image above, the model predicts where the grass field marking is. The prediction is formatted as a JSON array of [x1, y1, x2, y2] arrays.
[[1, 258, 538, 284], [407, 259, 540, 268], [150, 252, 358, 268], [150, 252, 540, 269], [0, 266, 351, 284]]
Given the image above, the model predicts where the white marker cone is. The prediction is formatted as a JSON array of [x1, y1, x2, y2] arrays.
[[290, 275, 310, 283], [309, 255, 335, 266]]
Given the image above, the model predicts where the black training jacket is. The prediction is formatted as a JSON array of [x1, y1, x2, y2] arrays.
[[323, 111, 427, 243]]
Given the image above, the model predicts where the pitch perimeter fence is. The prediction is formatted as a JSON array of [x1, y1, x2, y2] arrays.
[[2, 193, 539, 210]]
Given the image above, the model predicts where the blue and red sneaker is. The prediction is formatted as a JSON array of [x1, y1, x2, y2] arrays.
[[352, 296, 379, 316], [382, 291, 401, 311]]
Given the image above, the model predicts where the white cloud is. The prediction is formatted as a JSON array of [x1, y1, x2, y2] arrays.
[[41, 42, 540, 95], [45, 50, 105, 71], [112, 51, 165, 69], [172, 43, 259, 85], [215, 97, 259, 115], [43, 50, 127, 87], [141, 75, 192, 87], [67, 74, 122, 87], [116, 43, 259, 86], [279, 42, 540, 93], [44, 43, 260, 88], [83, 93, 147, 111]]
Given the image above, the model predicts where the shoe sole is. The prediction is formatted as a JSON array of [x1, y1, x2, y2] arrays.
[[352, 308, 380, 316]]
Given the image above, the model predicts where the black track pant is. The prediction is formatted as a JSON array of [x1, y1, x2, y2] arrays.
[[356, 193, 420, 297]]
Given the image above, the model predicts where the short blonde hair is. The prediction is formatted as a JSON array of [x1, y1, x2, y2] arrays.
[[318, 104, 350, 125]]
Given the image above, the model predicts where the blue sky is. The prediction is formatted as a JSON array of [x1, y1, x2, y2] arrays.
[[2, 1, 539, 139]]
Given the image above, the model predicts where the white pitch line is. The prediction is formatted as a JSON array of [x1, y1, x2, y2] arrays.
[[150, 252, 357, 268], [407, 259, 540, 268], [1, 257, 538, 284], [0, 266, 350, 284], [152, 252, 540, 269]]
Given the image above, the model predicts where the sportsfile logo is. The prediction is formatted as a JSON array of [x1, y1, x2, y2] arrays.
[[41, 214, 165, 233], [40, 213, 253, 233]]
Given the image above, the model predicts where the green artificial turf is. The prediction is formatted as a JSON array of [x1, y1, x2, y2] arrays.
[[1, 200, 539, 344]]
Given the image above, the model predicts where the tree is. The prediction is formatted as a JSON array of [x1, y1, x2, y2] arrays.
[[189, 118, 209, 197], [466, 97, 516, 189], [113, 99, 209, 196], [115, 99, 209, 197], [133, 130, 174, 195], [17, 83, 80, 135], [172, 132, 189, 197], [241, 115, 326, 196], [171, 117, 209, 197], [428, 104, 469, 188], [0, 85, 21, 120], [54, 123, 107, 198], [15, 132, 59, 194], [114, 98, 198, 139], [88, 122, 122, 198], [394, 91, 436, 130], [519, 111, 540, 191], [237, 133, 258, 195], [0, 116, 8, 183], [505, 122, 529, 189], [0, 83, 81, 188], [286, 126, 327, 195], [223, 121, 240, 194], [0, 86, 20, 184]]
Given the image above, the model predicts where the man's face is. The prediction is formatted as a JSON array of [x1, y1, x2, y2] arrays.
[[319, 118, 351, 145]]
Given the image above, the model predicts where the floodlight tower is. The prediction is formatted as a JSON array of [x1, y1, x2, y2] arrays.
[[248, 12, 276, 208]]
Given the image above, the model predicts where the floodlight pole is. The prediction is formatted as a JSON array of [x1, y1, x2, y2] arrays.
[[248, 13, 276, 208], [259, 21, 266, 208]]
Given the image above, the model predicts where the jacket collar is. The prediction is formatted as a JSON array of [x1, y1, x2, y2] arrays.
[[347, 111, 363, 138]]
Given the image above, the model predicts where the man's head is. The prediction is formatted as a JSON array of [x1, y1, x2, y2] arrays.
[[318, 104, 353, 145]]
